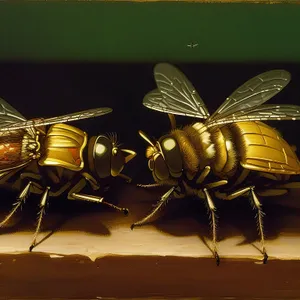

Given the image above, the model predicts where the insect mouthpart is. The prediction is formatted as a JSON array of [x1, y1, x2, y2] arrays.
[[148, 157, 154, 171], [146, 146, 157, 159], [112, 147, 118, 156]]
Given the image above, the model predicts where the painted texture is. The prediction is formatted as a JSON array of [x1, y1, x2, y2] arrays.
[[0, 3, 300, 62]]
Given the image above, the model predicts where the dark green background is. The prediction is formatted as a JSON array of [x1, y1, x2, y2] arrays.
[[0, 2, 300, 63]]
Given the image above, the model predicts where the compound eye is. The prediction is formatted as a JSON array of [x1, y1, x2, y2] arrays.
[[153, 153, 169, 181], [148, 158, 154, 171], [93, 135, 112, 179], [160, 136, 182, 178]]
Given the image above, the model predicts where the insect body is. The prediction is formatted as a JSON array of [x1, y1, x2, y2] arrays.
[[131, 63, 300, 265], [0, 98, 136, 251]]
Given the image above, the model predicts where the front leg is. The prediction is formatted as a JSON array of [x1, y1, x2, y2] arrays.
[[117, 173, 132, 183], [68, 178, 129, 215], [131, 186, 182, 229], [81, 172, 100, 191]]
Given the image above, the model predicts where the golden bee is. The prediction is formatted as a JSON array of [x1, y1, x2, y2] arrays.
[[131, 63, 300, 265], [0, 98, 136, 251]]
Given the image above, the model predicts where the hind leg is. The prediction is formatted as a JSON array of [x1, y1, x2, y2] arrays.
[[0, 181, 43, 228], [0, 172, 44, 228], [29, 186, 50, 251], [216, 186, 268, 263]]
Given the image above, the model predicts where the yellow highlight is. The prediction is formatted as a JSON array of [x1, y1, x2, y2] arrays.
[[163, 138, 176, 151], [225, 140, 232, 151], [95, 144, 107, 156]]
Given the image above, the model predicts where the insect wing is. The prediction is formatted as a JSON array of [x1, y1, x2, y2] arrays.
[[0, 107, 113, 132], [241, 104, 300, 121], [207, 69, 291, 124], [150, 63, 210, 119], [207, 104, 300, 127], [0, 97, 27, 128], [143, 89, 171, 113]]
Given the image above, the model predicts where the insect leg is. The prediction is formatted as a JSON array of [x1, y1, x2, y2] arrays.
[[117, 173, 132, 183], [48, 182, 72, 197], [200, 188, 220, 266], [137, 183, 162, 188], [81, 172, 100, 190], [131, 186, 177, 229], [68, 178, 129, 215], [205, 180, 228, 190], [196, 166, 211, 184], [0, 181, 43, 228], [217, 186, 268, 264], [20, 172, 43, 183], [29, 186, 50, 252], [249, 187, 268, 264], [0, 167, 26, 185]]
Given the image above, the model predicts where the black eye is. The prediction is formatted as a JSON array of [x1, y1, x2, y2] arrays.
[[159, 136, 182, 177], [148, 158, 154, 171], [93, 136, 112, 179], [153, 153, 169, 181]]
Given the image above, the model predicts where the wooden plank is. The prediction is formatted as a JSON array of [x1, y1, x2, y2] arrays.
[[0, 255, 300, 299]]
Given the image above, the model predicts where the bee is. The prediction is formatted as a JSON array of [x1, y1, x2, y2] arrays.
[[131, 63, 300, 265], [0, 97, 136, 251]]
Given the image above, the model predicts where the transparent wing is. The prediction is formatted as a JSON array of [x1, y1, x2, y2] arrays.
[[207, 70, 291, 123], [143, 89, 165, 112], [207, 104, 300, 128], [149, 63, 210, 119], [0, 107, 112, 132], [0, 97, 27, 128]]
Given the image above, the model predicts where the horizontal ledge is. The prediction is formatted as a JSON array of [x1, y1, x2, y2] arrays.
[[0, 185, 300, 258], [0, 254, 300, 298], [1, 185, 300, 298]]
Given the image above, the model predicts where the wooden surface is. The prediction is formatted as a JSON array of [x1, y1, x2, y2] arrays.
[[1, 184, 300, 260], [0, 183, 300, 298], [1, 255, 300, 299]]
